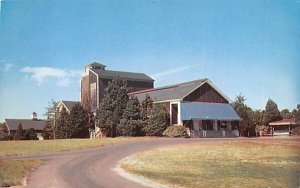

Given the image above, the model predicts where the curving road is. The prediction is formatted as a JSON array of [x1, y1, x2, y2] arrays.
[[6, 138, 191, 188], [3, 137, 300, 188]]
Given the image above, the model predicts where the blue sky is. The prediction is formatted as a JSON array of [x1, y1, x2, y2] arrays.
[[0, 0, 299, 122]]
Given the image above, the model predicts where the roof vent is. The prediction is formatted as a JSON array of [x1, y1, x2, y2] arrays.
[[86, 62, 106, 70], [32, 112, 38, 120]]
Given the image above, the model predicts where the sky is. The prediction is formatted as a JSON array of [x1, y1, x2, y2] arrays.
[[0, 0, 299, 122]]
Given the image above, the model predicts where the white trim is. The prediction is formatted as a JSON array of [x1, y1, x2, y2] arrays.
[[170, 101, 182, 125], [153, 99, 181, 104], [89, 69, 100, 107], [57, 101, 71, 113]]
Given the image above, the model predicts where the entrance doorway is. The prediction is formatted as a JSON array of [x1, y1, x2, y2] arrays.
[[171, 104, 178, 124]]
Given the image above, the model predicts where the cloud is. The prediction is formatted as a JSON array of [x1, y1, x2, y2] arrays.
[[1, 63, 13, 72], [150, 65, 197, 80], [20, 66, 81, 87]]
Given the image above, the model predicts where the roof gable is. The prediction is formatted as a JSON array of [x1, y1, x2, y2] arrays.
[[130, 79, 230, 103], [58, 100, 80, 112]]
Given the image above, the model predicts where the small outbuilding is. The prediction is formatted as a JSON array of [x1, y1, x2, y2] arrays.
[[269, 118, 299, 136], [4, 112, 48, 140]]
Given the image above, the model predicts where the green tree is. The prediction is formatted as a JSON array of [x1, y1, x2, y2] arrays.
[[232, 94, 255, 137], [280, 109, 293, 119], [24, 128, 38, 140], [55, 107, 70, 139], [295, 104, 300, 123], [117, 96, 142, 136], [44, 99, 59, 139], [44, 99, 59, 121], [263, 99, 282, 125], [0, 122, 10, 141], [123, 96, 140, 120], [68, 103, 90, 138], [96, 78, 129, 137], [140, 94, 153, 121], [143, 104, 168, 136], [14, 123, 25, 140]]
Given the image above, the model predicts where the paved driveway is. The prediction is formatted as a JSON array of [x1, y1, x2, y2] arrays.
[[3, 137, 300, 188]]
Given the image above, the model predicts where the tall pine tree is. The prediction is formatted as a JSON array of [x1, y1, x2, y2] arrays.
[[143, 104, 168, 136], [117, 96, 141, 136], [232, 94, 254, 136], [68, 103, 90, 138], [96, 78, 129, 137], [263, 99, 282, 125], [140, 94, 153, 121], [55, 107, 70, 139]]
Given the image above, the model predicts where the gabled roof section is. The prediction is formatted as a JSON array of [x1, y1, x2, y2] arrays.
[[59, 100, 80, 112], [91, 69, 154, 82], [130, 79, 208, 102], [5, 119, 48, 131]]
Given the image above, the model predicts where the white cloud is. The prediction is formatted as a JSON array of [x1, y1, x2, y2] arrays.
[[20, 66, 81, 87], [150, 65, 197, 80], [1, 63, 13, 72]]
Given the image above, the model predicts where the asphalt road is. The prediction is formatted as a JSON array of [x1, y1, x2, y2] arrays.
[[3, 137, 300, 188]]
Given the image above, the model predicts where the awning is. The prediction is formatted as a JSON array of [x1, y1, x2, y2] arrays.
[[180, 102, 240, 121]]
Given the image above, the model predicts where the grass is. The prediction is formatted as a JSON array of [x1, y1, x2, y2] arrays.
[[0, 159, 43, 187], [122, 140, 300, 188], [0, 137, 148, 157]]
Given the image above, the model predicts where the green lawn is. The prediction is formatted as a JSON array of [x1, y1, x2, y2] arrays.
[[0, 160, 43, 187], [0, 137, 147, 157], [122, 140, 300, 188]]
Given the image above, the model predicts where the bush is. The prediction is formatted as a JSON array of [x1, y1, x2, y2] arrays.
[[255, 125, 270, 136], [291, 126, 300, 135], [162, 126, 188, 138]]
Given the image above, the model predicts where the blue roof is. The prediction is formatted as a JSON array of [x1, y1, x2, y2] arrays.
[[181, 102, 240, 121]]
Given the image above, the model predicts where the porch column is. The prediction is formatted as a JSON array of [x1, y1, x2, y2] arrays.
[[178, 102, 183, 125], [169, 103, 172, 125], [213, 120, 218, 130], [199, 120, 203, 130], [227, 121, 232, 130], [193, 119, 200, 130]]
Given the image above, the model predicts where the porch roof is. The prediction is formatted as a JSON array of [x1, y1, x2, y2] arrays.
[[180, 102, 240, 121], [269, 119, 297, 126]]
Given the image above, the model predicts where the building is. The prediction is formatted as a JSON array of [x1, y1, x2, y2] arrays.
[[81, 62, 154, 111], [130, 79, 240, 138], [269, 118, 299, 136], [57, 100, 81, 113], [4, 112, 48, 140]]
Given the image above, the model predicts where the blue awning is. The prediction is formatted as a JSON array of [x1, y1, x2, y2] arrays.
[[181, 102, 240, 121]]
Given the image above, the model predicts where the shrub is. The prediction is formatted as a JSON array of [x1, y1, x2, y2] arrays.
[[162, 126, 188, 138], [255, 125, 270, 136], [291, 126, 300, 135]]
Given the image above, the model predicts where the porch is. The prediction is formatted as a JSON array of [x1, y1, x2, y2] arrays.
[[171, 102, 240, 138]]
